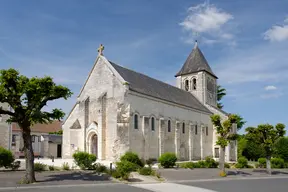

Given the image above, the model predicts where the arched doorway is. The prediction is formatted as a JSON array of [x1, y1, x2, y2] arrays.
[[90, 134, 98, 156]]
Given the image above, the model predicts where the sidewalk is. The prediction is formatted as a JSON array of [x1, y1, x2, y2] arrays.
[[158, 168, 288, 182]]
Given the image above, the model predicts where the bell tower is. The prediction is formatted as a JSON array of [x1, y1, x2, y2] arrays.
[[175, 41, 218, 107]]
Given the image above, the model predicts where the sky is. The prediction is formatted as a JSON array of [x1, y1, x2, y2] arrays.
[[0, 0, 288, 133]]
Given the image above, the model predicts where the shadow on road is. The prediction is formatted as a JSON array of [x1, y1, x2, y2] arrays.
[[36, 171, 112, 183]]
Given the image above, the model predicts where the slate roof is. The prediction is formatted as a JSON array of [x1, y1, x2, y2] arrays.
[[175, 43, 217, 78], [109, 61, 212, 114]]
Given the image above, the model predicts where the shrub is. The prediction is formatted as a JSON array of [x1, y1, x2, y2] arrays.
[[120, 152, 143, 167], [198, 160, 207, 168], [205, 156, 218, 168], [0, 147, 14, 168], [224, 163, 230, 169], [62, 162, 70, 170], [116, 161, 138, 180], [49, 165, 55, 171], [111, 170, 121, 178], [192, 162, 201, 168], [73, 151, 97, 170], [258, 158, 266, 168], [235, 157, 248, 168], [271, 158, 285, 168], [138, 166, 153, 175], [158, 153, 177, 168], [34, 163, 47, 172], [92, 163, 108, 173], [178, 162, 194, 169]]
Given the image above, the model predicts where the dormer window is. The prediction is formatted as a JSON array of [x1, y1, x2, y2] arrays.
[[185, 80, 189, 91], [192, 78, 197, 90]]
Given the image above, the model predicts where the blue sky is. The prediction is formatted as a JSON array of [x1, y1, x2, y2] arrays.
[[1, 0, 288, 133]]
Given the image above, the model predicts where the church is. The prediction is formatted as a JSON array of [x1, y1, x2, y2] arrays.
[[62, 42, 237, 162]]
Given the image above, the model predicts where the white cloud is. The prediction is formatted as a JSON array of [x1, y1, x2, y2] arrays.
[[179, 2, 235, 45], [263, 18, 288, 42], [264, 85, 277, 91]]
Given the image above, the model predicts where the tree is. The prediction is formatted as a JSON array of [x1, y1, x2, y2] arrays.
[[0, 69, 72, 183], [245, 124, 286, 174], [273, 137, 288, 162], [234, 115, 246, 130], [217, 85, 226, 109], [211, 114, 238, 175]]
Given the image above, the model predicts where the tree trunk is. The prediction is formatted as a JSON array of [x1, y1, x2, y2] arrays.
[[219, 146, 226, 173], [22, 130, 36, 183], [266, 156, 272, 175]]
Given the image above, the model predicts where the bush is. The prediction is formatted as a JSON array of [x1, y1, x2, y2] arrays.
[[235, 157, 248, 168], [116, 161, 138, 180], [49, 165, 55, 171], [0, 147, 15, 168], [192, 162, 201, 168], [158, 153, 177, 168], [271, 158, 285, 168], [258, 158, 266, 168], [138, 166, 153, 175], [92, 163, 108, 173], [73, 151, 97, 170], [178, 162, 195, 169], [205, 156, 218, 168], [224, 163, 230, 169], [111, 170, 121, 178], [120, 152, 143, 167], [62, 162, 70, 170], [198, 160, 207, 168], [34, 163, 47, 172]]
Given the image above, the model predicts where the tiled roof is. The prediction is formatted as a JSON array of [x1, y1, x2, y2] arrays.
[[12, 121, 62, 133]]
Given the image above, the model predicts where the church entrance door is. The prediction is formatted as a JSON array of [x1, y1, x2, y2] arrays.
[[90, 134, 98, 157]]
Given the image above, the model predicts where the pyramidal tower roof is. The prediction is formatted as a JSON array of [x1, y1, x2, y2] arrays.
[[175, 41, 217, 78]]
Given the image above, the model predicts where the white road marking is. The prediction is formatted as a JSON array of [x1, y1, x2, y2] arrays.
[[131, 183, 217, 192]]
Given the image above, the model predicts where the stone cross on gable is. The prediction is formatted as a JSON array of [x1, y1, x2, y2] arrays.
[[98, 44, 104, 55]]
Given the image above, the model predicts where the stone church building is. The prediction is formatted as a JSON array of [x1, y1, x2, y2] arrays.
[[62, 42, 237, 162]]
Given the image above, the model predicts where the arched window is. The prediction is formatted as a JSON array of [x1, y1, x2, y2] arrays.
[[182, 123, 185, 134], [168, 120, 171, 132], [151, 117, 155, 131], [185, 80, 189, 91], [193, 78, 197, 90], [134, 114, 138, 129]]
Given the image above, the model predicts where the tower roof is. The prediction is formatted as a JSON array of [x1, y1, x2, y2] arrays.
[[175, 42, 217, 78]]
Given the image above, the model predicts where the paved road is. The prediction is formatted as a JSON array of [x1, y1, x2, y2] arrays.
[[1, 177, 288, 192], [175, 177, 288, 192]]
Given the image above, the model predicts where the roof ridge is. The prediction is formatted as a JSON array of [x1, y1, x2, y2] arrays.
[[109, 60, 194, 94]]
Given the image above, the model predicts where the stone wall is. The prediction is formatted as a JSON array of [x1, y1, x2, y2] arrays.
[[127, 91, 213, 161], [62, 56, 127, 160], [0, 103, 11, 149]]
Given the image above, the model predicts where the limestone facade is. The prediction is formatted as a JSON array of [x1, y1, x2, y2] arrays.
[[62, 50, 237, 162]]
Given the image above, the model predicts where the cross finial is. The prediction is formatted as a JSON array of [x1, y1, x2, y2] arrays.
[[97, 44, 104, 55]]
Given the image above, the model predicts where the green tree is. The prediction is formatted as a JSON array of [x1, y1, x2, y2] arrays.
[[0, 69, 72, 183], [273, 137, 288, 162], [237, 135, 247, 158], [217, 85, 226, 109], [211, 114, 238, 175], [246, 124, 286, 174]]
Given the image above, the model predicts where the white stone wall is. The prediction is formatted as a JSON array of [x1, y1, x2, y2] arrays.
[[62, 56, 127, 161], [0, 103, 11, 149], [127, 91, 214, 161]]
